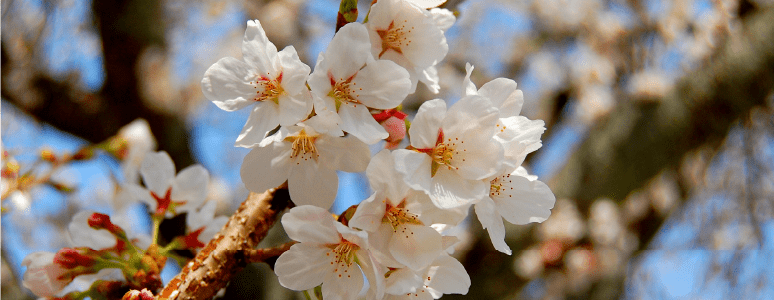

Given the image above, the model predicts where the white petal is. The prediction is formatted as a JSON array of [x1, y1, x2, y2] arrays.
[[288, 161, 338, 209], [240, 143, 292, 194], [306, 109, 344, 137], [277, 45, 312, 95], [281, 205, 340, 244], [351, 60, 411, 109], [428, 168, 486, 209], [68, 211, 117, 249], [317, 135, 371, 173], [478, 78, 523, 117], [474, 198, 511, 255], [401, 16, 448, 70], [186, 196, 216, 230], [496, 173, 556, 225], [463, 63, 477, 96], [321, 260, 364, 300], [392, 150, 433, 194], [277, 93, 312, 127], [429, 8, 455, 31], [125, 184, 157, 212], [384, 268, 423, 295], [496, 116, 545, 168], [323, 23, 373, 80], [338, 103, 389, 145], [442, 95, 498, 137], [201, 57, 258, 112], [275, 243, 332, 290], [389, 224, 442, 270], [369, 223, 405, 268], [366, 150, 409, 203], [408, 99, 446, 149], [426, 254, 470, 295], [242, 20, 280, 76], [235, 101, 281, 148], [348, 193, 386, 232], [171, 165, 209, 213], [140, 151, 175, 196], [452, 132, 504, 180], [417, 65, 440, 94]]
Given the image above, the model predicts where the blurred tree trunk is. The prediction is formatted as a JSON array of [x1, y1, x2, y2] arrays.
[[450, 7, 774, 300]]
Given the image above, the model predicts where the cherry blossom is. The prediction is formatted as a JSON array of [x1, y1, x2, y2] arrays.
[[393, 96, 503, 209], [463, 63, 546, 170], [183, 200, 229, 249], [128, 151, 209, 217], [383, 253, 470, 300], [366, 0, 449, 93], [350, 150, 442, 270], [274, 205, 381, 300], [202, 19, 312, 147], [240, 114, 370, 209], [21, 252, 73, 297], [474, 167, 556, 255], [308, 22, 411, 145]]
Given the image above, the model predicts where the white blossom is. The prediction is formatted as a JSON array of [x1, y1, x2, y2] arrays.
[[128, 151, 209, 216], [202, 20, 312, 147]]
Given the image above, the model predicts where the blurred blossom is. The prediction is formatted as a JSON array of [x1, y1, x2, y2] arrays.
[[513, 248, 544, 279], [538, 199, 585, 243], [563, 248, 596, 293], [627, 70, 673, 100], [116, 119, 157, 185], [712, 224, 755, 250], [576, 84, 614, 124], [568, 45, 615, 87], [649, 172, 680, 216], [596, 248, 624, 276], [623, 191, 650, 224], [589, 199, 622, 246], [531, 0, 601, 33], [529, 52, 565, 95], [207, 176, 234, 216]]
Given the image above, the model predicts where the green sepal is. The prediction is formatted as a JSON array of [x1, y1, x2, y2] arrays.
[[335, 0, 358, 32]]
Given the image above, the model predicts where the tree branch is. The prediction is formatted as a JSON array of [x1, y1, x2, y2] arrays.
[[156, 184, 290, 300]]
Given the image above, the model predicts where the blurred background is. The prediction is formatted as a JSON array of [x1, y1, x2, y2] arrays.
[[3, 0, 774, 299]]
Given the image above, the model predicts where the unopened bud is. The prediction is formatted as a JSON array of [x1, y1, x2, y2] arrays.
[[88, 213, 126, 237], [53, 248, 97, 269], [72, 147, 96, 161], [122, 288, 155, 300]]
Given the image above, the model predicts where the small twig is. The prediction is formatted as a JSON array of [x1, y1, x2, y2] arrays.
[[243, 241, 296, 264]]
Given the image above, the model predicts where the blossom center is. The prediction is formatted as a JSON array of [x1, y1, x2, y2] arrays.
[[328, 239, 360, 278], [490, 174, 513, 198], [252, 72, 285, 104], [287, 129, 319, 163], [413, 129, 466, 177], [377, 20, 413, 58], [383, 202, 423, 231], [328, 74, 362, 110]]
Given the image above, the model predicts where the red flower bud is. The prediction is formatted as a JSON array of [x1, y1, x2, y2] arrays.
[[88, 213, 125, 237], [53, 248, 97, 269]]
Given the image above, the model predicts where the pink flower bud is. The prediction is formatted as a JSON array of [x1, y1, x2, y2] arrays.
[[53, 248, 97, 269], [88, 213, 125, 236]]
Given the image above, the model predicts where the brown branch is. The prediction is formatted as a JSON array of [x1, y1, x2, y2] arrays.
[[156, 184, 290, 300]]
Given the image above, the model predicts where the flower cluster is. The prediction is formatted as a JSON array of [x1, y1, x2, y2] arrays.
[[19, 151, 227, 299], [202, 0, 556, 299]]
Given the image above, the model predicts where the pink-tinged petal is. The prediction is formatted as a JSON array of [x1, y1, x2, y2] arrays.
[[351, 60, 411, 109], [389, 224, 442, 270], [348, 193, 386, 232], [474, 198, 511, 255], [171, 165, 209, 213], [275, 243, 332, 290], [241, 20, 280, 76], [201, 57, 257, 111], [367, 150, 410, 203], [338, 103, 389, 145], [288, 161, 338, 209], [22, 252, 70, 297], [68, 211, 117, 249], [277, 93, 313, 127], [277, 45, 312, 95], [317, 135, 371, 173], [408, 99, 446, 149], [384, 267, 423, 295], [140, 151, 175, 196], [334, 222, 369, 247], [478, 78, 523, 117], [322, 23, 373, 80], [281, 205, 340, 244], [496, 170, 556, 225], [235, 101, 281, 148], [392, 150, 433, 193], [426, 254, 470, 295], [428, 168, 486, 209], [240, 143, 292, 194], [429, 7, 455, 31], [321, 260, 364, 300], [360, 251, 387, 300]]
